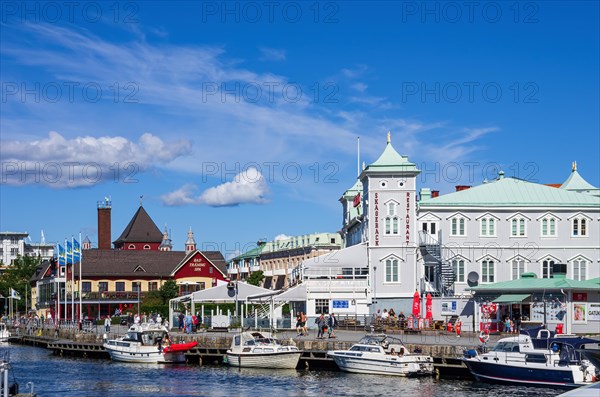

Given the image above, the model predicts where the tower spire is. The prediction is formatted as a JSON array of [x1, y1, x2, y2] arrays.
[[387, 131, 391, 144], [572, 161, 577, 172]]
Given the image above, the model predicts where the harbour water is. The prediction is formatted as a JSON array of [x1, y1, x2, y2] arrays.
[[5, 344, 564, 397]]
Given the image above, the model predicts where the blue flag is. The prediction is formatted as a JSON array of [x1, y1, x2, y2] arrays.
[[73, 238, 81, 262], [58, 244, 66, 266]]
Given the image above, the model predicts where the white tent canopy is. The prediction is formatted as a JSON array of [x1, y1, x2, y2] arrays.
[[301, 243, 367, 269], [274, 284, 306, 302], [169, 282, 277, 328], [188, 282, 274, 303]]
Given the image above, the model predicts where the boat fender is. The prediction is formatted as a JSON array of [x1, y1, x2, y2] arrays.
[[550, 342, 560, 352], [478, 330, 489, 344], [464, 349, 478, 358]]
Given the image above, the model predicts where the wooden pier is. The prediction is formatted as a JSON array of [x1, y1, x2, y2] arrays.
[[7, 330, 472, 377]]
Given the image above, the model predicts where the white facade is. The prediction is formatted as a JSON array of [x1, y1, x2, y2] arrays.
[[299, 136, 599, 328], [0, 232, 54, 268]]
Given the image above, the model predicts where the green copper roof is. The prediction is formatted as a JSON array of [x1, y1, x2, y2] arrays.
[[231, 244, 265, 261], [364, 140, 419, 173], [469, 276, 600, 292], [560, 169, 599, 192], [420, 176, 600, 207], [341, 178, 363, 199]]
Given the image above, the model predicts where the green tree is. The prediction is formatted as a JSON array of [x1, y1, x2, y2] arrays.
[[159, 280, 179, 304], [140, 279, 179, 319], [0, 255, 42, 313], [246, 270, 265, 286]]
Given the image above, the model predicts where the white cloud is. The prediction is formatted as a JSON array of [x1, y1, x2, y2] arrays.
[[2, 24, 499, 190], [259, 47, 286, 61], [0, 131, 190, 187], [351, 82, 368, 92], [341, 65, 368, 78], [161, 167, 269, 207], [274, 234, 291, 241]]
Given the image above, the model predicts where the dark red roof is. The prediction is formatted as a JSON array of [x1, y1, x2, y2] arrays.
[[78, 249, 227, 278], [82, 249, 185, 277], [113, 206, 163, 245]]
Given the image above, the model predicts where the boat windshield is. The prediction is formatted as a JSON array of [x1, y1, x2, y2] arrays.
[[491, 342, 520, 353]]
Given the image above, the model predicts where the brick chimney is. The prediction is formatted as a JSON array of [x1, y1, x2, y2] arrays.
[[455, 185, 471, 192], [97, 198, 112, 249], [431, 190, 440, 198]]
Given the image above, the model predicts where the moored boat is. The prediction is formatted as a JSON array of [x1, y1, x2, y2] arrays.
[[327, 334, 434, 377], [0, 323, 10, 343], [463, 334, 598, 388], [103, 323, 197, 363], [226, 331, 302, 369]]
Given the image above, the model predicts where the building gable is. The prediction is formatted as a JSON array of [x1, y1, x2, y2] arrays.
[[172, 250, 228, 280]]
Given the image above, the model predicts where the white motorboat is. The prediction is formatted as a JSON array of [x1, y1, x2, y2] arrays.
[[327, 334, 435, 377], [226, 331, 302, 369], [463, 334, 598, 388], [0, 323, 10, 342], [103, 323, 197, 363]]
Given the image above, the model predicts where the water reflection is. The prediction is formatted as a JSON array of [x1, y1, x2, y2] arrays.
[[4, 345, 562, 397]]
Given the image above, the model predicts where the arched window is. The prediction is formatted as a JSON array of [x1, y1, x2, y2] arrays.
[[452, 259, 465, 283], [511, 259, 525, 280], [571, 258, 587, 281], [511, 217, 526, 237], [128, 244, 136, 249], [480, 216, 496, 237], [481, 259, 495, 283], [143, 244, 151, 250], [385, 258, 399, 283], [542, 259, 554, 278], [451, 216, 467, 236]]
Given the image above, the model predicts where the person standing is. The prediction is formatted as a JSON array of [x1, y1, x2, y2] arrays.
[[296, 312, 303, 336], [328, 313, 337, 338], [301, 312, 307, 336], [104, 315, 111, 333], [178, 312, 185, 331], [316, 313, 326, 339]]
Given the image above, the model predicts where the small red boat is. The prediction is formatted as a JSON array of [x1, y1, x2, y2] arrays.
[[163, 341, 198, 353]]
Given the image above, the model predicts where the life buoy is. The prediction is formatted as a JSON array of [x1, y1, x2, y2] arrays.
[[479, 329, 490, 344]]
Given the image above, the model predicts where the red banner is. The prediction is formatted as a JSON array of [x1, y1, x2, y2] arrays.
[[353, 192, 361, 207]]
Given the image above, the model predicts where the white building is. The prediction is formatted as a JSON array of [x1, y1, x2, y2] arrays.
[[295, 134, 600, 333], [0, 231, 54, 268]]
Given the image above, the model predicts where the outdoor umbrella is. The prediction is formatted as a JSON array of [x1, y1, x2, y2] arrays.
[[412, 290, 421, 317], [426, 293, 433, 320]]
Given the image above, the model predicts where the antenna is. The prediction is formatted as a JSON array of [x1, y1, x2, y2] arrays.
[[357, 136, 360, 177]]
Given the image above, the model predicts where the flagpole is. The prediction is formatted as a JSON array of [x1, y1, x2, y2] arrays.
[[71, 236, 75, 321], [56, 243, 60, 322], [79, 232, 82, 321], [64, 238, 67, 322]]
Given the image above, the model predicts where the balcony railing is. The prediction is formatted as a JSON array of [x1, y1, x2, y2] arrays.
[[79, 291, 147, 301]]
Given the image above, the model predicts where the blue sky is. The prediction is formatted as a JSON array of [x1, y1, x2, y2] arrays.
[[1, 1, 598, 258]]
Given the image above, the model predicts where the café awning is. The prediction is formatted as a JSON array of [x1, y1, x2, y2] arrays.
[[492, 294, 531, 304]]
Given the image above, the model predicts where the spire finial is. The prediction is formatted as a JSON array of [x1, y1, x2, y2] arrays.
[[362, 161, 366, 171], [572, 161, 577, 172], [139, 195, 143, 206], [387, 131, 391, 143]]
